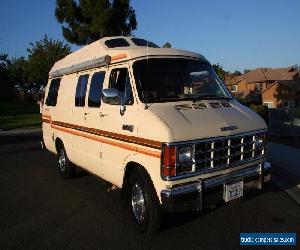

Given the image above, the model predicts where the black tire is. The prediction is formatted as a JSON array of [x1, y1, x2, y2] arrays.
[[57, 143, 75, 179], [126, 167, 162, 233]]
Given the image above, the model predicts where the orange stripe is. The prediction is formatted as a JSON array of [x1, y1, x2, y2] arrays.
[[42, 114, 51, 124], [111, 53, 127, 61], [53, 120, 161, 149], [42, 114, 51, 119], [136, 147, 161, 158], [52, 124, 161, 158]]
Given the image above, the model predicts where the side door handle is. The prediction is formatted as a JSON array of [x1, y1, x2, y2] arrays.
[[84, 112, 90, 120]]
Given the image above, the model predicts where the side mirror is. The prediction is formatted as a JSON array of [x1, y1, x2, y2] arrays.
[[102, 88, 120, 105], [102, 88, 126, 116]]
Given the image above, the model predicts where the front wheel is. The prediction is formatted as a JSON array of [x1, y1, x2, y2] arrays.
[[127, 167, 162, 233]]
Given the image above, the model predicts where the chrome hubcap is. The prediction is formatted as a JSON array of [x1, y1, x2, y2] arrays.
[[131, 182, 145, 223], [58, 149, 66, 172]]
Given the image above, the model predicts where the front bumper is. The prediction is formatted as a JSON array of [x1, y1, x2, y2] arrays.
[[161, 161, 271, 213]]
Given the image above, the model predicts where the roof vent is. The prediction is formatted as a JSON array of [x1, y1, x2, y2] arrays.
[[105, 38, 130, 48], [131, 38, 159, 48]]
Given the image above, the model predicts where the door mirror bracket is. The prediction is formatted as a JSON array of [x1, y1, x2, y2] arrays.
[[102, 88, 126, 115]]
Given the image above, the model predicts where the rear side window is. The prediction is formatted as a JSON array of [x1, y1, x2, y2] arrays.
[[45, 78, 61, 106], [75, 75, 89, 107], [105, 38, 130, 48], [88, 72, 105, 107]]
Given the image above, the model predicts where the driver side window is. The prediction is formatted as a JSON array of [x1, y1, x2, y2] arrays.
[[109, 68, 134, 105]]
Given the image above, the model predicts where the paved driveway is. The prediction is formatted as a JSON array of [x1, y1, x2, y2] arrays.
[[0, 131, 299, 249]]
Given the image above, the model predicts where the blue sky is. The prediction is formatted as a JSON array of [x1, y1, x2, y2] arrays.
[[0, 0, 299, 72]]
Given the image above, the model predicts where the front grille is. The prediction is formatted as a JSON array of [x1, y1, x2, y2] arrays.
[[194, 132, 265, 172]]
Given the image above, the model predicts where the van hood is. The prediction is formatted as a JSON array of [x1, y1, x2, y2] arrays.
[[147, 100, 267, 142]]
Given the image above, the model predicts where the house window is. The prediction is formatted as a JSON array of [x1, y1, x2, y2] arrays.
[[231, 84, 237, 92], [255, 83, 262, 91], [283, 101, 295, 108], [263, 101, 274, 108]]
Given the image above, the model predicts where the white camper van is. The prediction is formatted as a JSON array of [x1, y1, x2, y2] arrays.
[[42, 36, 271, 232]]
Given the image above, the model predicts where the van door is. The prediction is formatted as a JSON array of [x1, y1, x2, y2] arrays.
[[100, 65, 137, 186], [71, 74, 89, 167], [42, 78, 61, 153], [83, 71, 106, 176]]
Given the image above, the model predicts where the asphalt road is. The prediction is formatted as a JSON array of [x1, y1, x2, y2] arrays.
[[0, 130, 299, 249]]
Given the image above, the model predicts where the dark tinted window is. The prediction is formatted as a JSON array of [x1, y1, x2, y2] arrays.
[[88, 72, 105, 107], [109, 68, 133, 105], [133, 59, 230, 103], [131, 38, 159, 48], [105, 38, 130, 48], [45, 78, 61, 106], [75, 75, 89, 107]]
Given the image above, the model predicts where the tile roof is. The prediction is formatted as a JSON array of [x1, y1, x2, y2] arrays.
[[237, 67, 298, 83]]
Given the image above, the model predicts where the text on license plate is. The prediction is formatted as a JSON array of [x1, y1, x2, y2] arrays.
[[224, 181, 243, 202]]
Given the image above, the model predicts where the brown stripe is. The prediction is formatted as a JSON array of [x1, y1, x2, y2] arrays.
[[42, 119, 50, 123], [52, 124, 161, 158], [52, 120, 162, 149]]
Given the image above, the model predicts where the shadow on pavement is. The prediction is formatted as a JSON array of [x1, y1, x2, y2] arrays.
[[0, 133, 42, 145]]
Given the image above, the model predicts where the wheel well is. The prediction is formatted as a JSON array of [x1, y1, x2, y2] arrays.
[[123, 162, 146, 187], [55, 138, 63, 153]]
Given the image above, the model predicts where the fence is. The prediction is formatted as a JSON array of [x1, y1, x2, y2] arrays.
[[269, 108, 300, 137]]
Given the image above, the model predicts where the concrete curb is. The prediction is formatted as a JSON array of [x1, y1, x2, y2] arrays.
[[270, 162, 300, 206], [271, 175, 300, 205]]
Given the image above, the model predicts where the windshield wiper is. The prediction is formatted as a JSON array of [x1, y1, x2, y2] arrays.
[[191, 95, 232, 102]]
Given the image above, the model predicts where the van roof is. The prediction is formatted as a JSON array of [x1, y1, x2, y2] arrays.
[[49, 36, 208, 78]]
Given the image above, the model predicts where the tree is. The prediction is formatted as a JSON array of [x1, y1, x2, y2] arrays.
[[233, 70, 242, 76], [163, 42, 171, 48], [55, 0, 137, 45], [8, 57, 33, 102], [0, 53, 14, 102], [26, 35, 71, 94], [244, 69, 250, 74], [212, 63, 225, 81]]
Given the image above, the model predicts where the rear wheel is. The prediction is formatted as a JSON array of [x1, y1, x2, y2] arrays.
[[57, 144, 75, 179], [126, 167, 162, 233]]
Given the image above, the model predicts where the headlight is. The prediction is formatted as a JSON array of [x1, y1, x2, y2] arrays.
[[178, 145, 194, 164]]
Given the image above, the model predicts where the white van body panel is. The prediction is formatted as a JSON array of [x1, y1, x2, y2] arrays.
[[146, 100, 266, 142]]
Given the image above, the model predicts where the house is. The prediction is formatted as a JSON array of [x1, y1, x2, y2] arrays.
[[230, 67, 300, 108], [262, 79, 300, 108]]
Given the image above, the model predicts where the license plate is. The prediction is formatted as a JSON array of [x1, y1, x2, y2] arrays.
[[224, 181, 243, 202]]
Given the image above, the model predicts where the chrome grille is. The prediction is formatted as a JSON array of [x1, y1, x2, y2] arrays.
[[195, 132, 265, 171]]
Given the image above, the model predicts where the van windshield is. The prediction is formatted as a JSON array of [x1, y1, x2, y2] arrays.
[[133, 58, 232, 103]]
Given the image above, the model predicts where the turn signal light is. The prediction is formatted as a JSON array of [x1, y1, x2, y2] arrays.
[[162, 145, 176, 177]]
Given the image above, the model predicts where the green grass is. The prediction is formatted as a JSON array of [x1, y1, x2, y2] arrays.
[[0, 102, 39, 116], [0, 102, 41, 130]]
